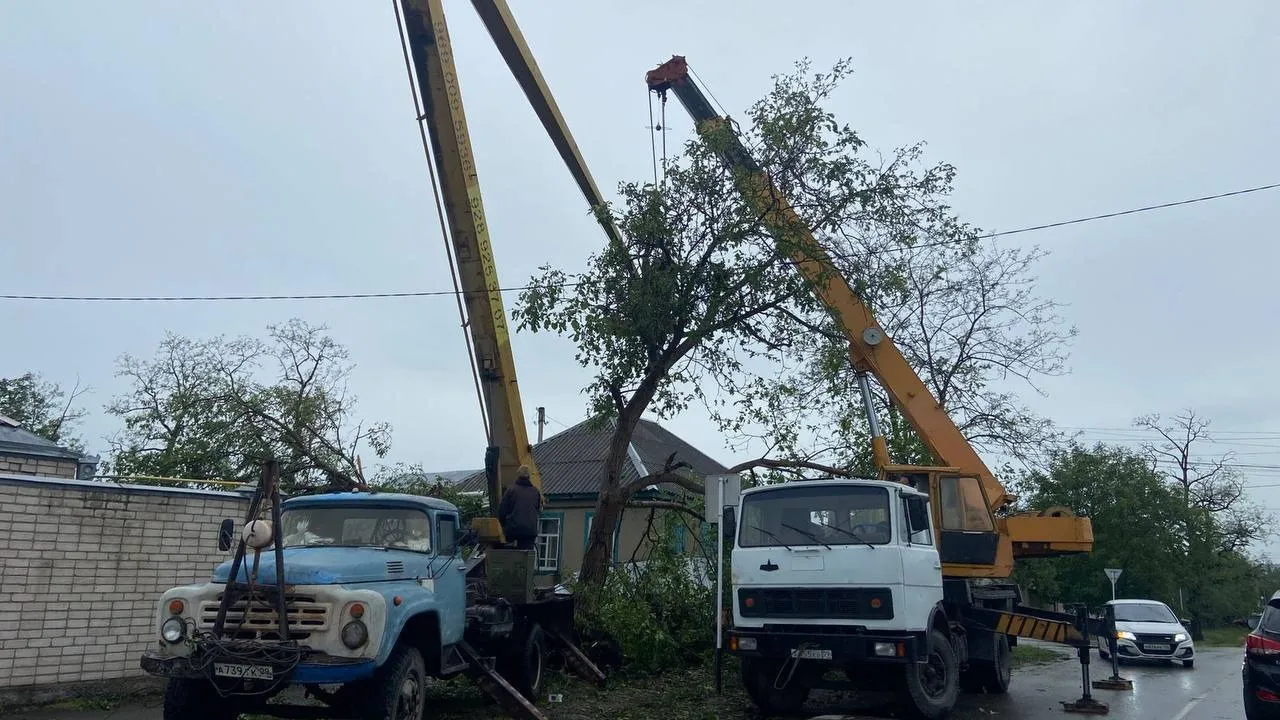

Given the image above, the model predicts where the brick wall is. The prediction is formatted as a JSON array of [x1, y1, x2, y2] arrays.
[[0, 474, 248, 690], [0, 454, 78, 479]]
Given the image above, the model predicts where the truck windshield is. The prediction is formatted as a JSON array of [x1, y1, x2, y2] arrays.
[[280, 505, 432, 553], [739, 485, 892, 548], [1112, 602, 1177, 623]]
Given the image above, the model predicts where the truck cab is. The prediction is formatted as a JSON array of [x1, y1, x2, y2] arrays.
[[727, 479, 959, 719], [141, 491, 561, 720]]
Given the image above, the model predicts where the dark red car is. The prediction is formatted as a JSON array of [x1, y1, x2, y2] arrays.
[[1244, 591, 1280, 719]]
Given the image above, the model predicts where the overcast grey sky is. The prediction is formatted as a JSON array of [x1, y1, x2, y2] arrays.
[[3, 2, 1279, 553]]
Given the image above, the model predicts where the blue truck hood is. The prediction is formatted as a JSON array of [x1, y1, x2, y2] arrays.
[[211, 546, 420, 585]]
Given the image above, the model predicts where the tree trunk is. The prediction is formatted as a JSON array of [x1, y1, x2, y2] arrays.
[[579, 407, 651, 586], [580, 486, 626, 587]]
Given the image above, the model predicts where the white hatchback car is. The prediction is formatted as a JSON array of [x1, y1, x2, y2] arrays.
[[1096, 599, 1195, 668]]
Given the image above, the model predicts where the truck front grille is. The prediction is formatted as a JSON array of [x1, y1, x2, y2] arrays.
[[738, 587, 894, 621], [199, 592, 331, 641]]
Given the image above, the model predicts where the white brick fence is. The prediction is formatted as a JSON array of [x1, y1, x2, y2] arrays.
[[0, 474, 248, 695]]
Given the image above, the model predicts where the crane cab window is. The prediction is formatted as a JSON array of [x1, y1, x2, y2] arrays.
[[938, 476, 994, 532]]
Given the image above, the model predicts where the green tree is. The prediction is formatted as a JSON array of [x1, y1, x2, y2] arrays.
[[106, 319, 390, 491], [0, 372, 89, 449], [516, 59, 970, 585], [518, 59, 1072, 584], [1014, 444, 1187, 608]]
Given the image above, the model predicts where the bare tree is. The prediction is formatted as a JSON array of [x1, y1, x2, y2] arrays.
[[107, 319, 390, 491], [1134, 409, 1269, 552]]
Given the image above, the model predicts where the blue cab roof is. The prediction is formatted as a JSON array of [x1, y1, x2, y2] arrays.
[[282, 491, 458, 513]]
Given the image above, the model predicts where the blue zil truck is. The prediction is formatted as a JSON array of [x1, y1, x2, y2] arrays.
[[140, 475, 600, 720]]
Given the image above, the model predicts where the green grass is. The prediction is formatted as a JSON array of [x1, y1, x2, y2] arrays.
[[1201, 625, 1249, 647], [1010, 643, 1068, 668]]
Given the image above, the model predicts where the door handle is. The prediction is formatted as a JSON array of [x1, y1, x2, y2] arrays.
[[455, 565, 467, 572]]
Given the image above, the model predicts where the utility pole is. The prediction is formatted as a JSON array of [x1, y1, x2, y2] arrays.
[[536, 406, 545, 443]]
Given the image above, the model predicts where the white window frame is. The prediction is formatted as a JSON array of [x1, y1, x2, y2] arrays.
[[535, 515, 562, 573]]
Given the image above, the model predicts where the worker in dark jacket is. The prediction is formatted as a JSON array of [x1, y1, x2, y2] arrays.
[[497, 465, 541, 550]]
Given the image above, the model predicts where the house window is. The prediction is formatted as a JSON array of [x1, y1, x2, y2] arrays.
[[671, 525, 686, 554], [535, 514, 562, 573]]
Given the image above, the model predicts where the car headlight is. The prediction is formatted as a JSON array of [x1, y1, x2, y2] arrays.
[[161, 617, 186, 643], [1174, 633, 1188, 642], [341, 621, 368, 649], [1116, 631, 1135, 641]]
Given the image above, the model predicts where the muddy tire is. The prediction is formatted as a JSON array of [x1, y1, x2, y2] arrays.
[[897, 629, 960, 720], [364, 644, 428, 720], [960, 633, 1011, 695], [162, 679, 240, 720], [499, 622, 547, 701], [740, 657, 811, 715]]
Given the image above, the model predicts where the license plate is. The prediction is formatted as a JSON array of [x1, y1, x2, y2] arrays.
[[214, 663, 273, 680], [1143, 644, 1170, 652], [790, 648, 833, 660]]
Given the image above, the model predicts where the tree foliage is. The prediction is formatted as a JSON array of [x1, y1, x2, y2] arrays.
[[105, 319, 390, 491], [0, 372, 89, 450], [516, 58, 1072, 584], [1014, 434, 1276, 625]]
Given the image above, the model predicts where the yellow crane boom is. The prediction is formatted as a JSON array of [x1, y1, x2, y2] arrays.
[[645, 56, 1092, 578], [396, 0, 537, 538], [394, 0, 623, 541]]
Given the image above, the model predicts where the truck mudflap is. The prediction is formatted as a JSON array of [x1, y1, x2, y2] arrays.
[[729, 627, 926, 663]]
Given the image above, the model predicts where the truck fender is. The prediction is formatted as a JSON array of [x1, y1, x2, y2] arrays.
[[926, 603, 951, 650], [374, 581, 444, 667]]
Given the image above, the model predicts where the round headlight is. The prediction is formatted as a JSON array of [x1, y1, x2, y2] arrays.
[[341, 620, 368, 649], [161, 617, 186, 643]]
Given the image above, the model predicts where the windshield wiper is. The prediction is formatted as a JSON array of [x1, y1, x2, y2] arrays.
[[749, 524, 794, 550], [820, 524, 877, 549], [781, 523, 831, 550]]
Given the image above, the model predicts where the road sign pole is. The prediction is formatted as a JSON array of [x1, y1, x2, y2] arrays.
[[1104, 568, 1123, 601]]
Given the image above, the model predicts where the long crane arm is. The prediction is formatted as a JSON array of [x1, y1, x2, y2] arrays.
[[396, 0, 539, 537], [645, 57, 1093, 571]]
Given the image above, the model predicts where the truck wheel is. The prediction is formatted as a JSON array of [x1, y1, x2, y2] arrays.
[[898, 629, 959, 720], [499, 623, 547, 700], [162, 679, 240, 720], [740, 657, 811, 715], [961, 633, 1011, 695], [366, 644, 428, 720]]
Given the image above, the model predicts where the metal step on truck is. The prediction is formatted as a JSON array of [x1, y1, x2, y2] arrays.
[[139, 461, 604, 720]]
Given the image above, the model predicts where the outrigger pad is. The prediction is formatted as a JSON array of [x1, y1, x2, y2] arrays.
[[1061, 698, 1109, 714], [1092, 677, 1133, 691]]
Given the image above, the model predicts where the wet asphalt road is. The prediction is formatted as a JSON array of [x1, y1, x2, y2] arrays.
[[9, 645, 1250, 720], [949, 644, 1245, 720]]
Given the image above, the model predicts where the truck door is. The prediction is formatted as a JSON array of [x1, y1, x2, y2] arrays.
[[899, 492, 943, 622], [934, 474, 1000, 566], [434, 512, 468, 645]]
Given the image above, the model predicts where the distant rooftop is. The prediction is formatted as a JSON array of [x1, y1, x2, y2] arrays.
[[454, 417, 729, 497], [0, 415, 90, 463]]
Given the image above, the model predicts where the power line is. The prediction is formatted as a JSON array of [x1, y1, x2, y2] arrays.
[[0, 284, 579, 303], [979, 182, 1280, 239], [3, 181, 1277, 304]]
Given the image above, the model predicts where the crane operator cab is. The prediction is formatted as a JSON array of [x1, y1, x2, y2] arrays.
[[882, 467, 1000, 567]]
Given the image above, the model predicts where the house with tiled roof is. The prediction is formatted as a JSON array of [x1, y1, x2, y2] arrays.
[[440, 417, 730, 581], [0, 415, 99, 480]]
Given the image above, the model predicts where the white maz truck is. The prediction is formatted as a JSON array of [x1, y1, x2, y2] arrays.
[[724, 478, 962, 719]]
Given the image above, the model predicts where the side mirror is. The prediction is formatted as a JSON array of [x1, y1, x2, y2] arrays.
[[1180, 618, 1192, 626], [722, 507, 736, 543], [217, 519, 236, 552]]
